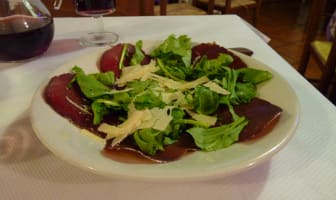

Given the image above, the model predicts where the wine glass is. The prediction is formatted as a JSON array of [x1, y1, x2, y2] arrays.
[[74, 0, 118, 46]]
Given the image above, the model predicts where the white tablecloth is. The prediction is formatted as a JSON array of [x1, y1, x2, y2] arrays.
[[1, 15, 335, 200]]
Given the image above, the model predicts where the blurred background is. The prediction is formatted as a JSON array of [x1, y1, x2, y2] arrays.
[[43, 0, 336, 102]]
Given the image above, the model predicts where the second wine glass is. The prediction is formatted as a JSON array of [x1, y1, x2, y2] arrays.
[[74, 0, 118, 46]]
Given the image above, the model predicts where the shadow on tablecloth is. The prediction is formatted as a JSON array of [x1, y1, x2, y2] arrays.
[[42, 38, 86, 58], [0, 110, 111, 184]]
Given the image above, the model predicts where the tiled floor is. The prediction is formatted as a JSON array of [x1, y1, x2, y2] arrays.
[[256, 0, 323, 79]]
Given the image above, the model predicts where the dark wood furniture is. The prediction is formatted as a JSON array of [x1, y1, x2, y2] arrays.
[[155, 0, 209, 15], [298, 0, 336, 99], [192, 0, 262, 25], [43, 0, 154, 17]]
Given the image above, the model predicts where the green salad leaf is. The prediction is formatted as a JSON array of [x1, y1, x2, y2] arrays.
[[193, 85, 220, 115], [132, 108, 187, 155], [151, 34, 192, 80], [134, 90, 166, 110], [133, 128, 165, 156], [187, 116, 248, 151], [71, 66, 112, 99], [238, 68, 273, 84], [130, 40, 146, 66], [192, 53, 234, 79]]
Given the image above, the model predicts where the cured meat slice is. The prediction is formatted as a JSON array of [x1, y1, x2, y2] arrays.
[[100, 43, 151, 77], [216, 98, 282, 141], [192, 43, 247, 69], [43, 73, 93, 129]]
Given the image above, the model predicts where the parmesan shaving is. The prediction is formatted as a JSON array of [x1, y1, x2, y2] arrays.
[[98, 104, 173, 146], [149, 74, 209, 91], [203, 81, 230, 95], [161, 91, 184, 104], [185, 109, 217, 127], [115, 61, 158, 86]]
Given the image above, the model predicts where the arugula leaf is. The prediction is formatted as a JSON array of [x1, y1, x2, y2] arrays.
[[130, 40, 146, 66], [151, 34, 192, 80], [168, 108, 186, 139], [91, 100, 110, 125], [220, 67, 259, 105], [71, 66, 111, 99], [111, 92, 132, 111], [126, 79, 159, 96], [237, 68, 273, 84], [93, 71, 115, 87], [133, 108, 188, 155], [193, 85, 220, 115], [235, 82, 256, 103], [157, 58, 187, 80], [187, 116, 248, 151], [71, 65, 85, 74], [91, 92, 131, 125], [119, 44, 128, 70], [134, 90, 166, 110], [133, 128, 164, 155], [192, 54, 233, 79], [151, 34, 192, 66]]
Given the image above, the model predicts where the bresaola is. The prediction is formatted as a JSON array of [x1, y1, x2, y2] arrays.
[[100, 43, 151, 77], [43, 38, 282, 164], [192, 43, 247, 69]]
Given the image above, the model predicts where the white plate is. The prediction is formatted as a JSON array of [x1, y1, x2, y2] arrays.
[[30, 42, 300, 181]]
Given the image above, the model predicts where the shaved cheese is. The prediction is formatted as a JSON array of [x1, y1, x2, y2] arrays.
[[203, 81, 230, 95], [149, 74, 209, 91], [150, 107, 173, 131], [116, 61, 158, 86], [161, 91, 184, 104], [98, 104, 173, 146], [185, 110, 217, 127], [148, 74, 182, 89], [98, 109, 148, 141], [139, 107, 172, 131]]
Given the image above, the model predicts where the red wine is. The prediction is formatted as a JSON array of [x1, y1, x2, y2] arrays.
[[75, 0, 116, 16], [0, 15, 54, 61]]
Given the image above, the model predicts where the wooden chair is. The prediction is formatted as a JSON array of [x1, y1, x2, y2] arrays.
[[298, 0, 336, 98], [154, 0, 210, 15], [192, 0, 262, 25]]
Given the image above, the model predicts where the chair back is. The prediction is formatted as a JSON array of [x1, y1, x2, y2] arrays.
[[298, 0, 336, 95], [192, 0, 261, 25], [156, 0, 212, 15], [320, 31, 336, 95]]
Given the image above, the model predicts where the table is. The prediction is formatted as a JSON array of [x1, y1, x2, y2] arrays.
[[1, 15, 335, 200]]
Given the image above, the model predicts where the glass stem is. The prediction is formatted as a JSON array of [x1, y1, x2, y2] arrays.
[[94, 15, 105, 33]]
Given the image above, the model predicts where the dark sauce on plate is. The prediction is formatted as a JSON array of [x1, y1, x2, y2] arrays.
[[104, 134, 197, 164]]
